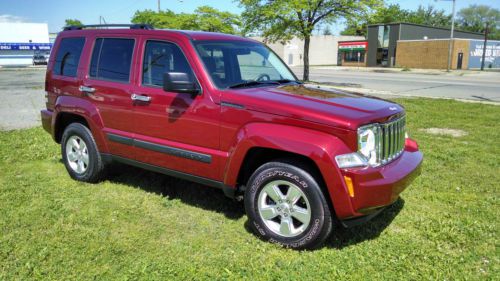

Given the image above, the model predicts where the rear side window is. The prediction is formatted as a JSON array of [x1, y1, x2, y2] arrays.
[[142, 41, 193, 87], [53, 37, 85, 77], [89, 38, 135, 82]]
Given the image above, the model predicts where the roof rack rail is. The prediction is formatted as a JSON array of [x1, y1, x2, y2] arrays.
[[63, 24, 154, 31]]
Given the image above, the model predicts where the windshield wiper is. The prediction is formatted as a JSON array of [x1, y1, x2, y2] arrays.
[[274, 79, 302, 85], [228, 80, 280, 89]]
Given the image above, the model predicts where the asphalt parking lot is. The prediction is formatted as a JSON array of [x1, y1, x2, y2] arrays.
[[0, 68, 45, 130]]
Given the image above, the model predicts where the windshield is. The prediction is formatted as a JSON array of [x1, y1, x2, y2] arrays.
[[193, 40, 297, 89]]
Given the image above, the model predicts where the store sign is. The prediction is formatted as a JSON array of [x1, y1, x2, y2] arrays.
[[468, 40, 500, 69], [0, 43, 53, 51], [339, 41, 368, 51]]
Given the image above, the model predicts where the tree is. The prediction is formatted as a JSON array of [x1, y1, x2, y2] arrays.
[[406, 5, 451, 27], [194, 6, 242, 34], [131, 7, 241, 34], [342, 4, 409, 36], [457, 5, 500, 40], [240, 0, 380, 81], [341, 4, 451, 37], [322, 25, 332, 35], [64, 19, 83, 28]]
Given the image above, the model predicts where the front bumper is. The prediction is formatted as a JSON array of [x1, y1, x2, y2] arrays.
[[339, 138, 423, 223]]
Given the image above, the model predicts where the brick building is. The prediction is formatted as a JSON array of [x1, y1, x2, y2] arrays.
[[365, 23, 484, 68], [396, 38, 500, 69]]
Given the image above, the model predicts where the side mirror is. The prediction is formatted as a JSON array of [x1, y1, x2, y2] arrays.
[[163, 72, 200, 94]]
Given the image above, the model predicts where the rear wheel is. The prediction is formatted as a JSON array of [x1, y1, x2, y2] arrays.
[[61, 123, 106, 183], [245, 161, 333, 249]]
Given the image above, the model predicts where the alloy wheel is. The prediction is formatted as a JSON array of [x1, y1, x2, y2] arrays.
[[257, 180, 311, 238]]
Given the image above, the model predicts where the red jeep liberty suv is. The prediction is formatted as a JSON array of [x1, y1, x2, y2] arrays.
[[41, 24, 422, 249]]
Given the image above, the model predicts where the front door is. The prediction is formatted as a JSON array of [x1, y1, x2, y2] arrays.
[[130, 38, 221, 180]]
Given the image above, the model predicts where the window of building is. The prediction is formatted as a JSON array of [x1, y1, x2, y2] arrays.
[[344, 50, 365, 62], [90, 38, 135, 82], [53, 37, 85, 77], [142, 41, 193, 87]]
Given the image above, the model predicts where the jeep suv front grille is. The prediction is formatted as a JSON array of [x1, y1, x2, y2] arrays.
[[380, 116, 406, 164]]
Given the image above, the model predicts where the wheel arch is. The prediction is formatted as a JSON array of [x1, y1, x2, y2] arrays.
[[54, 96, 109, 153], [224, 122, 357, 219]]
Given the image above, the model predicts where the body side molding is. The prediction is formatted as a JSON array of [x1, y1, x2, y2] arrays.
[[106, 133, 212, 164]]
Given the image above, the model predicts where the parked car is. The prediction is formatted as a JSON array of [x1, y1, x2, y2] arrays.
[[41, 24, 422, 249], [33, 53, 49, 65]]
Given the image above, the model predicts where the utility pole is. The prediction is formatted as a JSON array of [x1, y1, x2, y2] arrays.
[[158, 0, 160, 12], [480, 22, 489, 71], [446, 0, 456, 72]]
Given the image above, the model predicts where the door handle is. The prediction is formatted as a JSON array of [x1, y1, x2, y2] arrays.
[[131, 93, 151, 102], [79, 85, 95, 93]]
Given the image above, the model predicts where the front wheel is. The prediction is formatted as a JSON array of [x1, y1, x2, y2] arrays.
[[244, 161, 333, 249]]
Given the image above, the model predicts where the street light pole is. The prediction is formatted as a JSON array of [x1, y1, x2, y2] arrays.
[[158, 0, 161, 12], [446, 0, 456, 72], [481, 22, 490, 71]]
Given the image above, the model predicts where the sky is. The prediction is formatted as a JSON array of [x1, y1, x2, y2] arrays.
[[0, 0, 499, 33]]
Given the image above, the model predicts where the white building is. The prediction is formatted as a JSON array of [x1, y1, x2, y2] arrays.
[[0, 22, 52, 66], [253, 35, 365, 66]]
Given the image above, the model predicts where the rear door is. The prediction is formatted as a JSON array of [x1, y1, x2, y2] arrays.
[[81, 35, 139, 158]]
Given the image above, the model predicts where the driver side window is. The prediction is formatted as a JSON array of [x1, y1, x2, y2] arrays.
[[142, 40, 193, 87], [236, 51, 281, 81]]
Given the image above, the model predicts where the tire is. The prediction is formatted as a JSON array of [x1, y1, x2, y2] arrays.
[[244, 160, 333, 250], [61, 123, 106, 183]]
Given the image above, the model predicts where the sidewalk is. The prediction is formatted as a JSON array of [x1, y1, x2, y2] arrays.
[[308, 65, 500, 77]]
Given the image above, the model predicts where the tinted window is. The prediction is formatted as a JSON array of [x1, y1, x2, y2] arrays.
[[53, 37, 85, 77], [142, 41, 193, 87], [90, 38, 134, 82]]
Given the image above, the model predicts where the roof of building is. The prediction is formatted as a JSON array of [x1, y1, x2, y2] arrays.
[[367, 22, 483, 36]]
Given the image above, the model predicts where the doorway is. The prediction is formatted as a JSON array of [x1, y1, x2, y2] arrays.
[[457, 52, 463, 69]]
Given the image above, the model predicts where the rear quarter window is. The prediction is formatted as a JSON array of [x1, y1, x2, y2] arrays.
[[53, 37, 85, 77]]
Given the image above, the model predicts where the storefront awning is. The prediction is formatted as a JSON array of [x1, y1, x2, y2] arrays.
[[338, 41, 367, 52], [0, 43, 52, 51]]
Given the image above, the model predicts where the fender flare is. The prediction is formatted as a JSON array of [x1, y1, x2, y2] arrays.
[[224, 122, 356, 218], [54, 96, 109, 153]]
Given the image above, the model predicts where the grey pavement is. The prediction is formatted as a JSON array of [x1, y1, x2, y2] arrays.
[[293, 66, 500, 102], [0, 68, 45, 130]]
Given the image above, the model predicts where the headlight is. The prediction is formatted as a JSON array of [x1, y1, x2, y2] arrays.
[[357, 124, 380, 166], [335, 124, 381, 169], [335, 153, 367, 168]]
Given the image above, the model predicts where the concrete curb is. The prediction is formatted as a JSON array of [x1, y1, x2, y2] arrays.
[[306, 66, 500, 77]]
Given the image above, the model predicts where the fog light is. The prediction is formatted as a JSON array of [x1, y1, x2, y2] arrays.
[[344, 176, 354, 197]]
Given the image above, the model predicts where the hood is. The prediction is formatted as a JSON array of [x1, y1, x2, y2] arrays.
[[223, 84, 404, 130]]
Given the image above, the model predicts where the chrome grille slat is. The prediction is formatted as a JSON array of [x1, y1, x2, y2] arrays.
[[378, 115, 405, 165], [384, 126, 389, 160]]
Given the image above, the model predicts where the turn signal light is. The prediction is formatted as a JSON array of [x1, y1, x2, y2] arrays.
[[344, 176, 354, 197]]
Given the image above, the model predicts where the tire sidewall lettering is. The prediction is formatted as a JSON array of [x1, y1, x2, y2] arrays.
[[247, 166, 329, 249]]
